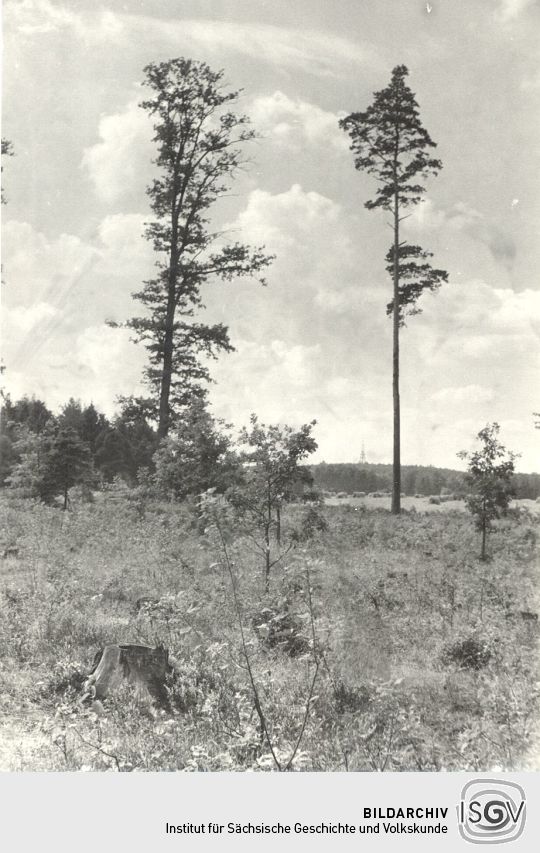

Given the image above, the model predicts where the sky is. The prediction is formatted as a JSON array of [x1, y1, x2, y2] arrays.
[[1, 0, 539, 470]]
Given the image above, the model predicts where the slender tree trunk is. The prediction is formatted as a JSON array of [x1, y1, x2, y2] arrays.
[[264, 523, 271, 593], [276, 502, 281, 546], [63, 484, 68, 511], [265, 484, 272, 592], [157, 239, 179, 440], [481, 513, 487, 561], [158, 312, 175, 440], [391, 190, 401, 515]]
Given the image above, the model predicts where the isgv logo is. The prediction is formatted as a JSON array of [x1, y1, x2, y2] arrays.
[[458, 780, 526, 844]]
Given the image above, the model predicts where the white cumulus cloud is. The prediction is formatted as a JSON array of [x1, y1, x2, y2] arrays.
[[406, 199, 516, 268], [81, 99, 153, 203], [250, 91, 348, 151], [5, 302, 58, 333], [227, 183, 351, 262], [1, 216, 153, 410]]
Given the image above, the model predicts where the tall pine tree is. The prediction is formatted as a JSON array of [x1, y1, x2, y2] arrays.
[[340, 66, 448, 514]]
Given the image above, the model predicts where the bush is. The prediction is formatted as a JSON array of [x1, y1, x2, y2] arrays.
[[441, 636, 492, 670], [429, 496, 441, 505], [292, 507, 328, 542], [251, 606, 310, 658], [333, 681, 371, 715]]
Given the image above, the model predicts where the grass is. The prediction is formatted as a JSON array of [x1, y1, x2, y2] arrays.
[[324, 493, 540, 515], [0, 487, 538, 772]]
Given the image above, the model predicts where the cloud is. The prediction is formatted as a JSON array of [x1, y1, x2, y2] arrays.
[[496, 0, 536, 22], [81, 99, 153, 203], [223, 183, 385, 325], [1, 216, 153, 409], [3, 189, 539, 470], [217, 182, 389, 345], [208, 335, 392, 464], [1, 221, 99, 312], [81, 90, 348, 208], [403, 279, 540, 463], [96, 213, 150, 271], [226, 183, 356, 275], [5, 302, 58, 333], [406, 199, 517, 269], [410, 278, 540, 362], [5, 1, 377, 78], [218, 186, 539, 467], [431, 384, 495, 405], [201, 182, 391, 447], [521, 72, 540, 90], [2, 214, 152, 323], [285, 265, 540, 469], [4, 0, 123, 42], [145, 18, 377, 78], [72, 325, 147, 416], [210, 339, 322, 423], [4, 325, 146, 418], [249, 91, 348, 151]]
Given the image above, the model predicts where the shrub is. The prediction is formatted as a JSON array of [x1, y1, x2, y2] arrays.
[[333, 681, 371, 715], [251, 606, 310, 658], [292, 507, 328, 542], [441, 636, 492, 671]]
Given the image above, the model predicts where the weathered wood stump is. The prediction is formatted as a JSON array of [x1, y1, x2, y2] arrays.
[[82, 644, 173, 708]]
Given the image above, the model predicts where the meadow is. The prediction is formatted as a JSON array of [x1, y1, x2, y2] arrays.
[[325, 493, 540, 514], [0, 487, 538, 772]]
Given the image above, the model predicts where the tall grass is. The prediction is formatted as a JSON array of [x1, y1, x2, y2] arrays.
[[0, 489, 538, 771]]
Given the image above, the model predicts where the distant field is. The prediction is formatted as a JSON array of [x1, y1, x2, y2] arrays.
[[324, 495, 540, 514]]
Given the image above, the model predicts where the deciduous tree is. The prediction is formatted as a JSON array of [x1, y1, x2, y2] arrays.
[[153, 399, 240, 499], [458, 423, 518, 560], [228, 415, 317, 591], [119, 59, 273, 438], [0, 394, 54, 484]]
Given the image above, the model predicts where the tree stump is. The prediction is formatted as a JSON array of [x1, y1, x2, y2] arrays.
[[82, 644, 173, 708]]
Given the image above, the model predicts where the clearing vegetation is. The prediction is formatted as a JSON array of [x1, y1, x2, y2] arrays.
[[1, 490, 538, 771]]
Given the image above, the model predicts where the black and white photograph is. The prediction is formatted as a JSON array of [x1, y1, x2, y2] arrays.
[[1, 0, 539, 783]]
